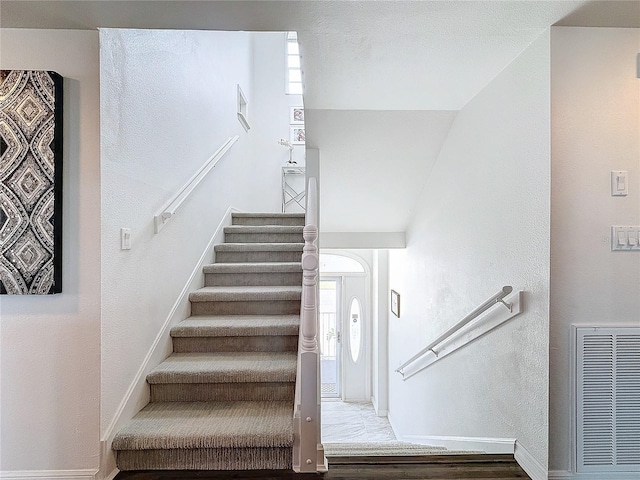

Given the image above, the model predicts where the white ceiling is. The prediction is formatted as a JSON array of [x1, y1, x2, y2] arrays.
[[4, 1, 638, 111], [3, 0, 637, 234]]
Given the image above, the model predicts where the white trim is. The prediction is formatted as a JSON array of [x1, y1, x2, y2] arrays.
[[549, 471, 640, 480], [100, 207, 237, 464], [514, 441, 547, 480], [401, 434, 516, 454], [0, 470, 98, 480], [100, 470, 117, 480], [321, 232, 406, 249]]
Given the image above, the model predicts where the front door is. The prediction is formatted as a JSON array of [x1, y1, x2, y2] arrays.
[[341, 274, 369, 401]]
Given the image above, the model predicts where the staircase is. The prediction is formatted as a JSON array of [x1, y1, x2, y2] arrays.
[[112, 212, 306, 471]]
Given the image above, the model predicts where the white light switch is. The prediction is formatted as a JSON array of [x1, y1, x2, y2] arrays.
[[121, 228, 131, 250], [611, 171, 629, 196], [612, 226, 640, 251]]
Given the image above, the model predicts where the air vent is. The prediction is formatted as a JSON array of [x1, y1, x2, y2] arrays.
[[576, 327, 640, 473]]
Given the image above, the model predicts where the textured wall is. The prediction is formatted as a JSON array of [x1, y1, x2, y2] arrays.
[[549, 26, 640, 475], [0, 29, 101, 471], [387, 31, 551, 467], [99, 28, 283, 446]]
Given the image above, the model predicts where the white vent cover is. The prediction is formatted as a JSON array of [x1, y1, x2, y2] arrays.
[[576, 327, 640, 473]]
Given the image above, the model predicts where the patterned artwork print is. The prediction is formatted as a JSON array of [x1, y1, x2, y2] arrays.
[[0, 70, 63, 294]]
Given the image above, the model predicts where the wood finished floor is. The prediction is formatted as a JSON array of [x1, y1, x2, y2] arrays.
[[115, 454, 532, 480]]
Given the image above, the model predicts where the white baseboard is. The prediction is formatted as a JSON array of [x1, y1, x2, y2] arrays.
[[98, 206, 237, 472], [549, 471, 640, 480], [401, 434, 516, 454], [0, 470, 98, 480], [100, 470, 118, 480], [514, 441, 547, 480]]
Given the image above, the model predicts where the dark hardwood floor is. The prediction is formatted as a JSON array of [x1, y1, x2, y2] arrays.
[[115, 454, 532, 480]]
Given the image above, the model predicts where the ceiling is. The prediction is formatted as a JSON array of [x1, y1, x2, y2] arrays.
[[3, 0, 638, 234], [3, 1, 638, 111]]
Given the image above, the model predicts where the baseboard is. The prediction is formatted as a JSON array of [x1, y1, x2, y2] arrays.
[[0, 470, 98, 480], [100, 469, 118, 480], [98, 206, 237, 472], [549, 471, 640, 480], [401, 434, 516, 454], [514, 441, 547, 480]]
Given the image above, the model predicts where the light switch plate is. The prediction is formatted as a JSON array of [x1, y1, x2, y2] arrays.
[[612, 226, 640, 251], [611, 171, 628, 196], [121, 228, 131, 250]]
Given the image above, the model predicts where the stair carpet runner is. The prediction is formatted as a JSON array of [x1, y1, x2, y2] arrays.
[[112, 213, 306, 470]]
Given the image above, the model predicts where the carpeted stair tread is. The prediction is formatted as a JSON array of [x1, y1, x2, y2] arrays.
[[224, 226, 304, 234], [323, 442, 452, 456], [112, 401, 294, 451], [203, 262, 302, 274], [233, 213, 305, 219], [171, 315, 300, 337], [215, 243, 304, 252], [189, 285, 302, 302], [147, 352, 297, 384]]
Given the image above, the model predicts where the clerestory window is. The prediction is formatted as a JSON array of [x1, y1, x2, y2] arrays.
[[286, 32, 303, 94]]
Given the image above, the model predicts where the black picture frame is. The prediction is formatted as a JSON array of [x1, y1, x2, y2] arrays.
[[0, 70, 64, 294]]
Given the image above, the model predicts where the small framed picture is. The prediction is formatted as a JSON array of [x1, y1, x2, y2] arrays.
[[291, 126, 305, 145], [391, 290, 400, 318], [290, 106, 304, 124]]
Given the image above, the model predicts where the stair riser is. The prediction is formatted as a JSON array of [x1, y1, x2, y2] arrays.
[[115, 447, 292, 470], [191, 300, 300, 316], [150, 382, 295, 402], [232, 216, 304, 226], [172, 335, 299, 353], [205, 272, 302, 287], [225, 233, 304, 243], [215, 251, 302, 263]]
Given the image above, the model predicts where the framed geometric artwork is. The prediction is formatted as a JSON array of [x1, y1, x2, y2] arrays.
[[0, 70, 64, 294]]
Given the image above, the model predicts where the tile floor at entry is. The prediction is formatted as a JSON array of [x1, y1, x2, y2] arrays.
[[321, 400, 396, 442]]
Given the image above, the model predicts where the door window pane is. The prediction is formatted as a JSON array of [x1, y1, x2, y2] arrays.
[[349, 298, 362, 363]]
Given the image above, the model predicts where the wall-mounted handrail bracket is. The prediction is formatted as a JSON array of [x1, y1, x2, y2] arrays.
[[498, 298, 513, 313]]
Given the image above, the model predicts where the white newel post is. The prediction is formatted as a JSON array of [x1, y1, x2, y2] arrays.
[[299, 222, 319, 472], [293, 177, 325, 473]]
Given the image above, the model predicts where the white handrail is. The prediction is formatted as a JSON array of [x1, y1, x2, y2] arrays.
[[395, 286, 514, 377], [154, 135, 239, 233], [293, 177, 325, 473]]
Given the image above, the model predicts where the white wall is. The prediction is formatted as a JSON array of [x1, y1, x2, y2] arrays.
[[387, 31, 551, 469], [99, 27, 286, 456], [549, 27, 640, 476], [0, 29, 101, 472], [306, 109, 456, 233], [372, 250, 389, 415], [250, 32, 304, 209]]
